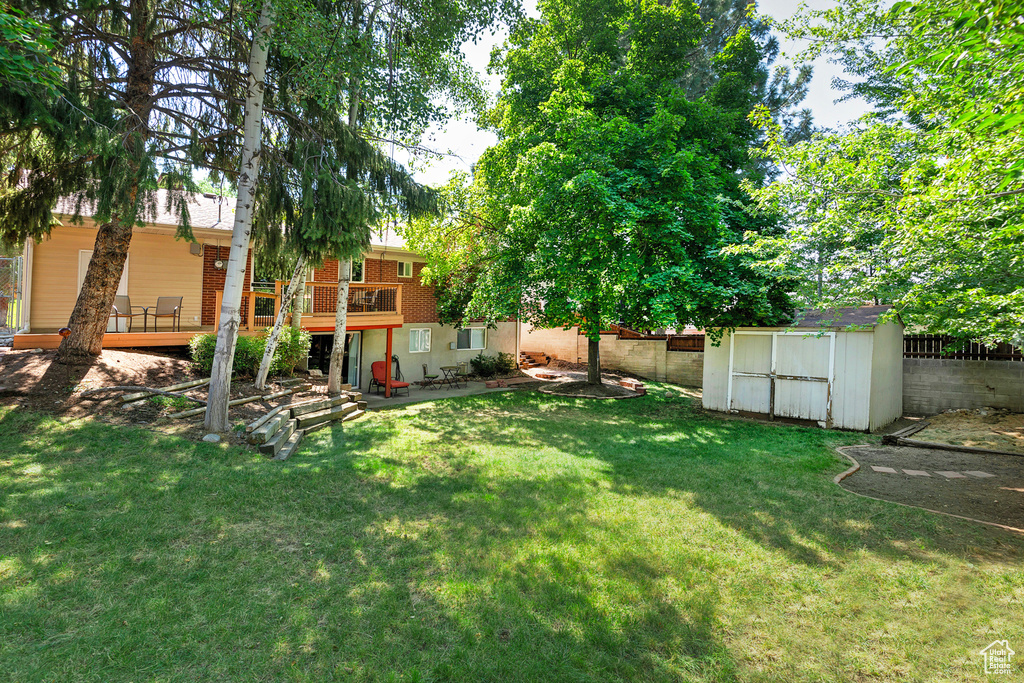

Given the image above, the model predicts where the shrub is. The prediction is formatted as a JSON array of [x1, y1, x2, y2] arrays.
[[188, 327, 311, 378], [495, 352, 517, 375], [276, 327, 311, 375], [470, 352, 497, 378]]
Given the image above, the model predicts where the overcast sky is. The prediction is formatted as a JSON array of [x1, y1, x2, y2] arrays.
[[406, 0, 869, 187]]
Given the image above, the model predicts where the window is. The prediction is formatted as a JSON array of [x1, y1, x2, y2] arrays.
[[456, 328, 486, 351], [397, 260, 413, 278], [409, 328, 431, 353], [351, 258, 365, 283]]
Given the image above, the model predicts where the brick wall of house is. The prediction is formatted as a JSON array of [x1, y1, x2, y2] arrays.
[[315, 255, 439, 324], [201, 245, 252, 326], [312, 259, 338, 282]]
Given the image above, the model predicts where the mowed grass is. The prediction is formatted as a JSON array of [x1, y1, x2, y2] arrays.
[[1, 389, 1022, 682]]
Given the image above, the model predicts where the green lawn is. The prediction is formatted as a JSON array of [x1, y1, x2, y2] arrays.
[[1, 389, 1021, 681]]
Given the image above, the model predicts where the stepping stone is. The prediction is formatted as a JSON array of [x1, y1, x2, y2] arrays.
[[964, 471, 996, 478], [936, 471, 967, 479], [871, 466, 898, 473], [903, 469, 931, 476]]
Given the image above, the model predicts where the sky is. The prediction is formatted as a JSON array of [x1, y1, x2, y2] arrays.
[[406, 0, 871, 187]]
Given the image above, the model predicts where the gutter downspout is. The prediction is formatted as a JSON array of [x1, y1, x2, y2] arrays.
[[17, 238, 33, 333]]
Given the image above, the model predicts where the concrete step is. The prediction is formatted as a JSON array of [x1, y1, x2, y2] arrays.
[[346, 391, 362, 402], [342, 409, 366, 423], [273, 429, 304, 461], [295, 402, 357, 429], [356, 400, 367, 410], [249, 411, 288, 445], [260, 418, 297, 456]]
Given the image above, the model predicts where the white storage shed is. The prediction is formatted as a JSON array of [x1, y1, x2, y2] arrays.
[[702, 306, 904, 431]]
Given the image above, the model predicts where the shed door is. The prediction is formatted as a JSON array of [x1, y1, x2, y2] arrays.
[[728, 331, 835, 427]]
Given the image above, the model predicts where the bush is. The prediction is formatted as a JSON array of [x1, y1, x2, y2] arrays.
[[276, 327, 311, 375], [188, 327, 311, 379], [495, 352, 517, 375], [470, 352, 497, 378]]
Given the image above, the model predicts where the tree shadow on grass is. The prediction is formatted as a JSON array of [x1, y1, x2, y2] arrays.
[[367, 390, 1024, 569], [0, 407, 740, 682]]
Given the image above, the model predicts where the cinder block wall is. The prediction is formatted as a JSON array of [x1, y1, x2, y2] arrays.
[[520, 323, 703, 387], [903, 358, 1024, 414]]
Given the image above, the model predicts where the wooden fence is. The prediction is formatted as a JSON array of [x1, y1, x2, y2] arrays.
[[903, 334, 1023, 361], [667, 335, 705, 352]]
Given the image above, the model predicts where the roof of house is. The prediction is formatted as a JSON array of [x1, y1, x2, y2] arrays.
[[53, 188, 236, 231], [53, 190, 414, 250], [793, 305, 896, 328]]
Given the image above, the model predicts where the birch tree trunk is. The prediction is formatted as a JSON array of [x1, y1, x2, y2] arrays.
[[327, 258, 351, 394], [204, 1, 274, 432], [254, 255, 306, 390]]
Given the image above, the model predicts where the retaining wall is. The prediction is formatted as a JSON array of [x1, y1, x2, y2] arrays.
[[520, 324, 703, 387], [903, 358, 1024, 414]]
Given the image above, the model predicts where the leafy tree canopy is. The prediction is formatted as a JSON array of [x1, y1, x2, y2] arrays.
[[403, 0, 804, 350], [736, 0, 1024, 345]]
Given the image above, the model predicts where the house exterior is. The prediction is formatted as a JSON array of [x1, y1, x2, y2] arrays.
[[702, 306, 904, 431], [14, 190, 517, 391]]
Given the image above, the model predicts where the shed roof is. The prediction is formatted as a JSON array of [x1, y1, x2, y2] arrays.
[[793, 305, 895, 328]]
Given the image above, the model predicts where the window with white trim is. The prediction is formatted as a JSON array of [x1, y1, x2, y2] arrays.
[[456, 328, 486, 351], [351, 258, 365, 283], [409, 328, 431, 353], [397, 260, 413, 278]]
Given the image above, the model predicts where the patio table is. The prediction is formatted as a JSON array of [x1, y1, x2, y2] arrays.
[[439, 365, 463, 390]]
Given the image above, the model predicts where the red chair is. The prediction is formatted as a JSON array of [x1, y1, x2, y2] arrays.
[[370, 361, 410, 397]]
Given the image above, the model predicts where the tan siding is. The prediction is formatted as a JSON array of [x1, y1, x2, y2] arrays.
[[30, 223, 204, 332]]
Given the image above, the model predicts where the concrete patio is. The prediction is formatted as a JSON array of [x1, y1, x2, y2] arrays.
[[360, 379, 512, 409]]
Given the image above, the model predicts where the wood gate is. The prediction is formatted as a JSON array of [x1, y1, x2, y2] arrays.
[[726, 331, 835, 427]]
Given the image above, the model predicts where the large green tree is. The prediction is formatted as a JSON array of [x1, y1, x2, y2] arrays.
[[737, 0, 1024, 346], [405, 0, 802, 384]]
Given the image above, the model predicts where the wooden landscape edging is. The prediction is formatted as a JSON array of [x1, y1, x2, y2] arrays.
[[882, 419, 1023, 457]]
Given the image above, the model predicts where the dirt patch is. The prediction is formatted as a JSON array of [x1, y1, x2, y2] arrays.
[[0, 347, 196, 416], [538, 380, 640, 399], [916, 410, 1024, 455], [0, 347, 325, 446], [839, 444, 1024, 530]]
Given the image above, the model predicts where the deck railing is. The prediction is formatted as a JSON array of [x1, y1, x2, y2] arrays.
[[214, 290, 282, 331], [279, 281, 403, 318]]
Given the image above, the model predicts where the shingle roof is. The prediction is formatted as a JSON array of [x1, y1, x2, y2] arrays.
[[53, 190, 419, 252], [793, 305, 896, 328], [53, 189, 235, 231]]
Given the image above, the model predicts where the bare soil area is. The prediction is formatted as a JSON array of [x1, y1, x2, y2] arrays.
[[916, 409, 1024, 455], [0, 347, 322, 444], [839, 444, 1024, 529]]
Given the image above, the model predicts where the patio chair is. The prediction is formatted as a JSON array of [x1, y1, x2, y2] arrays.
[[111, 295, 145, 332], [144, 296, 183, 332], [370, 360, 410, 397], [422, 363, 440, 390], [454, 361, 470, 389], [361, 289, 380, 312]]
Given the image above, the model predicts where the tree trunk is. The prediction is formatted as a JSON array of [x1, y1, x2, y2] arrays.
[[587, 336, 601, 385], [57, 221, 134, 360], [291, 270, 304, 330], [57, 0, 154, 362], [327, 259, 352, 394], [204, 1, 274, 432], [255, 255, 306, 390]]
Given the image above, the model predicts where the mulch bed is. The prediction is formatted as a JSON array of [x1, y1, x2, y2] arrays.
[[838, 444, 1024, 530], [916, 409, 1024, 455], [537, 380, 640, 399], [0, 347, 324, 445]]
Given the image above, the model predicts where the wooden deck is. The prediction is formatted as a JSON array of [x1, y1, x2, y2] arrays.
[[12, 311, 405, 350]]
